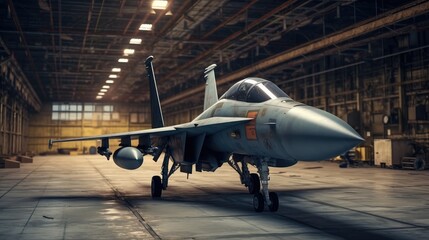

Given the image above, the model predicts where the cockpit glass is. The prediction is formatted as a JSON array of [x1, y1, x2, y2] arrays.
[[220, 78, 290, 103]]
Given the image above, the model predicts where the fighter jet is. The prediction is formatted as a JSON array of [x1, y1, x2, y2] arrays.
[[49, 56, 363, 212]]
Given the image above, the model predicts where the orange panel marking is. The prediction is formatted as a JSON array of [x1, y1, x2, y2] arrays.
[[245, 111, 258, 140]]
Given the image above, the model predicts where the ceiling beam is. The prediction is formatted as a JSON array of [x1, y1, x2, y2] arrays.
[[161, 0, 298, 81], [161, 0, 429, 106]]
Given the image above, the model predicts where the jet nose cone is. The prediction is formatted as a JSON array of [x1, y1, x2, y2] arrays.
[[281, 106, 363, 160]]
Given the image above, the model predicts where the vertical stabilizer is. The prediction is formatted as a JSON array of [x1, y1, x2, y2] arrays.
[[203, 64, 218, 111], [145, 56, 164, 128]]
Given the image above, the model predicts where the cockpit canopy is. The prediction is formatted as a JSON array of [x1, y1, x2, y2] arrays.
[[219, 77, 290, 103]]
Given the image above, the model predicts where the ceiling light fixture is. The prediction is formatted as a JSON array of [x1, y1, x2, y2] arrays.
[[96, 96, 103, 99], [139, 24, 152, 31], [109, 74, 118, 78], [98, 92, 105, 96], [100, 89, 108, 92], [106, 80, 114, 84], [112, 68, 121, 72], [118, 58, 128, 63], [102, 85, 110, 89], [129, 38, 142, 44], [152, 0, 168, 10], [123, 49, 135, 56]]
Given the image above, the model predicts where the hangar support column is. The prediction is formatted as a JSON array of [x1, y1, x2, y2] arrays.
[[0, 57, 40, 155], [397, 57, 406, 134], [356, 65, 364, 136]]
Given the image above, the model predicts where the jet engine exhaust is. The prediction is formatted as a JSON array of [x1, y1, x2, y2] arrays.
[[112, 147, 144, 170]]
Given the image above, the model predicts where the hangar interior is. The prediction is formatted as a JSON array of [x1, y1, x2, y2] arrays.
[[1, 1, 429, 239], [1, 0, 429, 168]]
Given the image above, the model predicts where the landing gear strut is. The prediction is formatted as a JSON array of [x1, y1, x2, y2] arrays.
[[228, 155, 278, 212], [151, 149, 179, 198], [228, 155, 260, 194], [255, 158, 278, 212]]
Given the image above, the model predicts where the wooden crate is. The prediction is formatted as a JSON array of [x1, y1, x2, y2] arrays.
[[0, 158, 21, 168], [18, 155, 33, 163]]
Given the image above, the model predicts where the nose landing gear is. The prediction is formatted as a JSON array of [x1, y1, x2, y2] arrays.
[[254, 158, 278, 212], [228, 155, 279, 212]]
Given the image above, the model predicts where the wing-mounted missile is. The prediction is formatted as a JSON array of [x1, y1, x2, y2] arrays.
[[113, 147, 144, 170]]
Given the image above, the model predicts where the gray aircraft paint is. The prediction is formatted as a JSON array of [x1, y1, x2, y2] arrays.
[[49, 56, 363, 212]]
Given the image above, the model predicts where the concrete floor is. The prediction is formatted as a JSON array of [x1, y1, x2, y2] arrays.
[[0, 155, 428, 240]]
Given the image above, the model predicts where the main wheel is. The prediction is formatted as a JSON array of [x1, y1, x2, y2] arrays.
[[151, 176, 162, 198], [268, 192, 279, 212], [248, 173, 260, 194], [253, 192, 264, 212]]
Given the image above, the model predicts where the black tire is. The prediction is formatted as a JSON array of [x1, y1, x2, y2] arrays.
[[253, 193, 264, 212], [415, 158, 425, 171], [151, 176, 162, 198], [268, 192, 279, 212], [248, 173, 260, 194]]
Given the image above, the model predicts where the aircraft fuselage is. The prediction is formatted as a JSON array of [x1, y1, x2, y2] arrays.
[[194, 98, 298, 167], [194, 97, 361, 168]]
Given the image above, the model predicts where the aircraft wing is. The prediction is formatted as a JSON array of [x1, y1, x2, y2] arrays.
[[176, 117, 251, 135], [49, 117, 251, 148]]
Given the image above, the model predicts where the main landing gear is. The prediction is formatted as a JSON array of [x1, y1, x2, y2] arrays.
[[228, 156, 279, 212], [151, 150, 179, 198]]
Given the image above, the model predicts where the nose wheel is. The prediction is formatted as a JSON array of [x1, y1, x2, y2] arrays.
[[228, 155, 279, 212], [253, 192, 278, 212], [254, 158, 279, 212], [253, 193, 264, 212], [268, 192, 279, 212]]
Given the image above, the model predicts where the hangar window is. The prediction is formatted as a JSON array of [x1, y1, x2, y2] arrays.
[[130, 113, 147, 123], [83, 112, 92, 120], [52, 103, 83, 121], [101, 105, 114, 120], [130, 113, 138, 123], [112, 112, 120, 120], [84, 104, 94, 112], [83, 104, 94, 119], [102, 112, 111, 121], [103, 105, 113, 112], [52, 103, 116, 121], [52, 112, 59, 120]]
